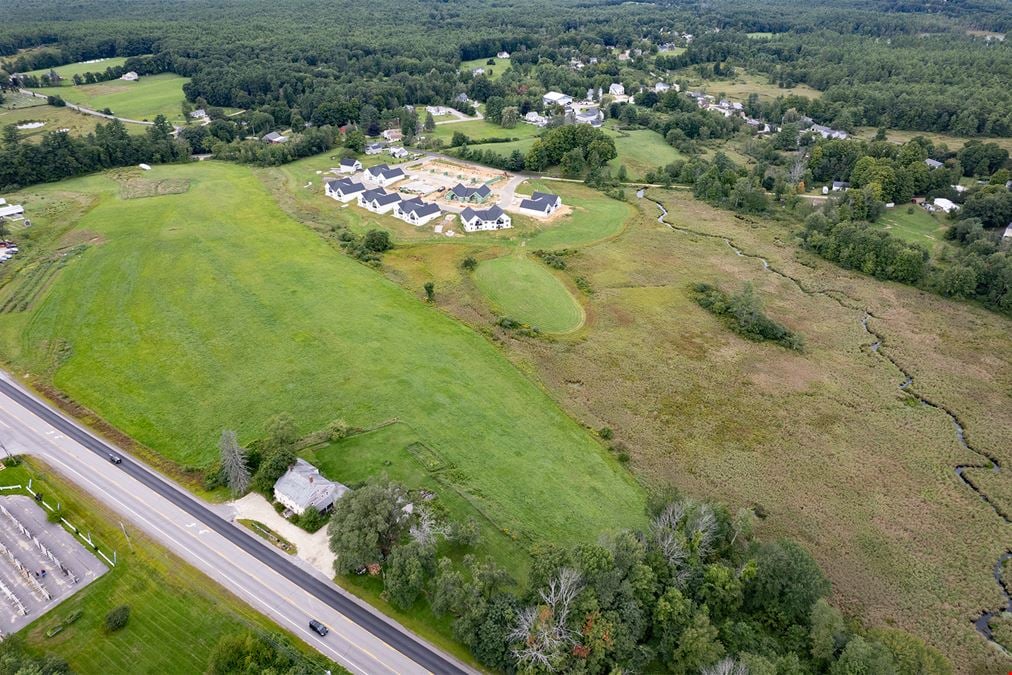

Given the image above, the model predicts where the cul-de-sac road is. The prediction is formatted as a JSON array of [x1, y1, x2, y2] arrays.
[[0, 373, 475, 675]]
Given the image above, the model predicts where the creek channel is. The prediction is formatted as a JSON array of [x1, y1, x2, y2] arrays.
[[638, 189, 1011, 651]]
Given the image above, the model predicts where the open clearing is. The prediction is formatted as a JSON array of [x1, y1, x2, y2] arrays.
[[430, 119, 541, 145], [460, 57, 512, 82], [606, 126, 685, 178], [384, 187, 1012, 671], [56, 73, 189, 122], [852, 126, 1012, 154], [0, 101, 145, 140], [24, 58, 130, 83], [474, 255, 584, 332], [0, 162, 645, 555], [675, 69, 824, 102], [875, 206, 950, 250]]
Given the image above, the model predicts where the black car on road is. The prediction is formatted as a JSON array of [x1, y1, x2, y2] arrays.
[[309, 619, 328, 637]]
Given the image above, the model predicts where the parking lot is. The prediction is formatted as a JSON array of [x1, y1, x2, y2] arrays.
[[0, 495, 108, 635]]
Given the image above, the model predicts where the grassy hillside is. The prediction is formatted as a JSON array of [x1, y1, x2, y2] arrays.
[[24, 58, 130, 83], [57, 73, 189, 122], [0, 162, 645, 550], [474, 255, 584, 332]]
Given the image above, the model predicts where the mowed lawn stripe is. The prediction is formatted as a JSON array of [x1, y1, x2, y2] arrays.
[[474, 255, 584, 333], [19, 162, 644, 544]]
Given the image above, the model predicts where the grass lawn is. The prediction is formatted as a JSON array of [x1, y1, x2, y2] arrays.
[[606, 126, 685, 179], [474, 255, 584, 332], [431, 119, 540, 145], [460, 136, 539, 159], [0, 161, 645, 551], [460, 57, 512, 82], [0, 459, 333, 674], [523, 180, 632, 249], [57, 73, 190, 123], [851, 127, 1012, 154], [876, 206, 951, 250], [24, 58, 130, 83], [676, 69, 823, 102], [0, 102, 145, 141]]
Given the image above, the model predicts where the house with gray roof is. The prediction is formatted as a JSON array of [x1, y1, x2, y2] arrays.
[[447, 183, 492, 203], [325, 178, 366, 202], [460, 205, 512, 232], [262, 131, 289, 144], [394, 198, 442, 226], [924, 158, 944, 169], [273, 459, 348, 515], [364, 164, 406, 187], [359, 188, 402, 213], [517, 191, 562, 217]]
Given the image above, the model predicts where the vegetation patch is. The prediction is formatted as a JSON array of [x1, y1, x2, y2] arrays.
[[474, 255, 584, 333], [56, 73, 190, 122], [691, 281, 804, 350], [116, 176, 190, 200], [238, 518, 296, 554]]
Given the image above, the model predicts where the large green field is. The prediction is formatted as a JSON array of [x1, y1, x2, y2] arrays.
[[431, 118, 541, 145], [523, 180, 631, 248], [0, 162, 644, 549], [24, 57, 130, 83], [460, 57, 512, 82], [876, 205, 950, 249], [0, 99, 145, 141], [57, 73, 189, 122], [607, 126, 685, 179], [0, 459, 330, 674], [474, 255, 585, 332]]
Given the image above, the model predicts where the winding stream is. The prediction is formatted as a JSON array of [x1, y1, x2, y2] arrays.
[[639, 191, 1012, 651]]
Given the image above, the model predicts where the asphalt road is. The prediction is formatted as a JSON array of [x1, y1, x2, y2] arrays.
[[0, 373, 474, 675]]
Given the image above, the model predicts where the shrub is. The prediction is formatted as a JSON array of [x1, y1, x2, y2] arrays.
[[105, 605, 130, 632], [295, 506, 329, 532], [599, 427, 614, 440], [461, 256, 478, 271], [691, 282, 804, 351], [327, 419, 349, 441]]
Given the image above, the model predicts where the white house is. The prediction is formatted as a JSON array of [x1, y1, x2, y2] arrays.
[[394, 198, 442, 226], [543, 91, 573, 108], [932, 197, 960, 214], [460, 206, 512, 232], [273, 459, 348, 516], [497, 50, 511, 59], [190, 108, 207, 119], [339, 158, 362, 173], [364, 164, 406, 188], [810, 124, 848, 140], [525, 111, 549, 127], [359, 188, 402, 214], [381, 128, 403, 142], [609, 83, 625, 97], [121, 71, 139, 81], [364, 142, 386, 155], [654, 82, 671, 93], [831, 181, 850, 192], [925, 158, 944, 169], [0, 204, 25, 219], [517, 192, 562, 218], [388, 147, 410, 159], [325, 178, 366, 202], [472, 67, 485, 76]]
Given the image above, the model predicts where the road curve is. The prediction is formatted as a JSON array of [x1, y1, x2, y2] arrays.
[[0, 374, 473, 675]]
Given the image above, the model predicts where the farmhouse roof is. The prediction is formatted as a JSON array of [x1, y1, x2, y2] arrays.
[[462, 205, 505, 221], [399, 198, 440, 217], [328, 178, 364, 194], [274, 459, 347, 514], [340, 157, 360, 167], [450, 183, 491, 199], [924, 158, 944, 169]]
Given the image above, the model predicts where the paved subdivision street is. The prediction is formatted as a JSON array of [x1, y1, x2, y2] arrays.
[[0, 373, 473, 675]]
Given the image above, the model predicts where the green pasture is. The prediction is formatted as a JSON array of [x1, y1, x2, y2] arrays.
[[460, 57, 512, 82], [57, 73, 190, 122], [0, 161, 645, 548], [0, 102, 145, 141], [523, 180, 632, 249], [431, 119, 540, 144], [606, 126, 685, 179], [24, 57, 130, 83], [474, 255, 585, 333], [876, 206, 950, 248]]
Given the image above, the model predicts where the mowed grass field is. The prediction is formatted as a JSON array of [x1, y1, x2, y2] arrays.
[[460, 57, 512, 81], [1, 460, 328, 674], [474, 255, 584, 332], [607, 126, 685, 178], [674, 69, 823, 102], [431, 118, 541, 145], [57, 73, 189, 122], [876, 206, 950, 250], [25, 57, 129, 83], [523, 180, 632, 248], [0, 161, 645, 549]]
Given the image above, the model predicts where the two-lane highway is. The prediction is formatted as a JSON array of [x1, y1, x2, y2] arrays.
[[0, 373, 474, 675]]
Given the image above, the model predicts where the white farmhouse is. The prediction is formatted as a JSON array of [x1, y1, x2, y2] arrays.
[[359, 188, 402, 214], [273, 459, 348, 516], [460, 206, 512, 232], [394, 198, 442, 226], [609, 83, 625, 96], [325, 178, 366, 202], [339, 158, 362, 173], [364, 164, 406, 188], [0, 203, 25, 219], [121, 71, 139, 81], [932, 197, 960, 214]]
